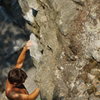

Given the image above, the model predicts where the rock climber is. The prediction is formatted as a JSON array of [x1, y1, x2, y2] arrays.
[[5, 40, 40, 100]]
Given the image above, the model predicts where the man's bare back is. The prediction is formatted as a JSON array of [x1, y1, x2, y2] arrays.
[[6, 80, 28, 99]]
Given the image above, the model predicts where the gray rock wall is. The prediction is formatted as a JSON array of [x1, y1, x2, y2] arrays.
[[1, 0, 100, 100], [24, 0, 100, 100]]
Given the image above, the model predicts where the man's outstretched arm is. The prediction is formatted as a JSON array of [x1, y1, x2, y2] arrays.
[[15, 40, 32, 69], [27, 88, 40, 100]]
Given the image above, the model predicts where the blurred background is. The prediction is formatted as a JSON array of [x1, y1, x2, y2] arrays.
[[0, 0, 34, 95]]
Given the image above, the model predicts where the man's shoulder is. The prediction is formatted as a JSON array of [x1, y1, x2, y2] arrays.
[[6, 90, 20, 100]]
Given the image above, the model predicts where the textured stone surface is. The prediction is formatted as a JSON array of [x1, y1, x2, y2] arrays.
[[1, 0, 100, 100], [25, 0, 100, 100]]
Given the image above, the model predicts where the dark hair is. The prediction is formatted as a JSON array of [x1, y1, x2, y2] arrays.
[[8, 68, 27, 84]]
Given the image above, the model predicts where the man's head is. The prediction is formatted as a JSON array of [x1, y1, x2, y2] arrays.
[[8, 68, 27, 85]]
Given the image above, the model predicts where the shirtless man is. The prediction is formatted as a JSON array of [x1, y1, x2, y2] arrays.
[[6, 40, 40, 100]]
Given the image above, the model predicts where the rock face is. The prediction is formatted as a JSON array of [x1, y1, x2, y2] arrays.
[[24, 0, 100, 100], [1, 0, 100, 100]]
